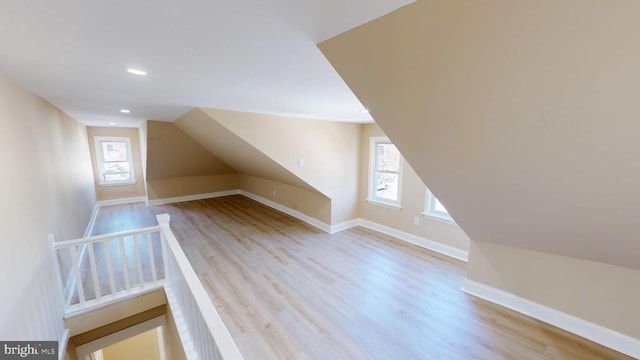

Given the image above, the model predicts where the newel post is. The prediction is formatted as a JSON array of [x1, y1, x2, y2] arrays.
[[156, 213, 171, 227]]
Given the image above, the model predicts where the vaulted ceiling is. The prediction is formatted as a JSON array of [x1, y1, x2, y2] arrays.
[[0, 0, 413, 127]]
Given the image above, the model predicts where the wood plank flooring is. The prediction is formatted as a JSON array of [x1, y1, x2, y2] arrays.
[[92, 195, 633, 360]]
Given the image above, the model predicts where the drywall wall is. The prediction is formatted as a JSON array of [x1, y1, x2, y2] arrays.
[[198, 108, 361, 224], [139, 121, 149, 200], [175, 108, 315, 191], [102, 327, 161, 360], [87, 127, 146, 201], [147, 174, 239, 200], [0, 71, 96, 341], [146, 121, 235, 179], [360, 124, 470, 252], [319, 0, 640, 269], [145, 121, 238, 200], [240, 174, 332, 225], [467, 241, 640, 339]]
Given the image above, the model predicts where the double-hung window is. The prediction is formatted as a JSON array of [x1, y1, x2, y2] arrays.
[[94, 136, 135, 185], [368, 137, 403, 207], [424, 189, 455, 223]]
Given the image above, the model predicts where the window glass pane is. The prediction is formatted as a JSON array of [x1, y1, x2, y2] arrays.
[[375, 172, 399, 201], [101, 141, 128, 162], [104, 161, 130, 173], [104, 173, 132, 182], [376, 144, 400, 172], [433, 197, 448, 213]]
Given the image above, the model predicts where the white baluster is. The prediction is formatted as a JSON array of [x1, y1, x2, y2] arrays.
[[69, 246, 85, 304], [104, 239, 116, 295], [87, 242, 101, 301], [118, 236, 130, 290]]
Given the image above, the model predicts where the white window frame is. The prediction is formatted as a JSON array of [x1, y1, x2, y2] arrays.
[[423, 188, 455, 224], [367, 137, 403, 208], [94, 136, 136, 186]]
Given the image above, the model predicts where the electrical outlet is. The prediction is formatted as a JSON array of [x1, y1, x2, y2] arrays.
[[414, 217, 420, 226], [298, 157, 305, 167], [273, 189, 277, 197]]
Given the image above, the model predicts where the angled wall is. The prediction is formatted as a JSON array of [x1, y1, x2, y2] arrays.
[[174, 108, 331, 223], [145, 121, 238, 200], [319, 0, 640, 344], [198, 108, 361, 224]]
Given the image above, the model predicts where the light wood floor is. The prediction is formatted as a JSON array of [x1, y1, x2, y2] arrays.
[[92, 195, 632, 360]]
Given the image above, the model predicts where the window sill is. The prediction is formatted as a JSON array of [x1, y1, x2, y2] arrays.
[[366, 198, 402, 210], [422, 212, 456, 224], [99, 181, 136, 187]]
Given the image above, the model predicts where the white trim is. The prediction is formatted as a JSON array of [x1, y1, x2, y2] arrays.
[[97, 196, 148, 207], [239, 190, 331, 233], [462, 279, 640, 359], [94, 136, 136, 186], [147, 190, 240, 206], [64, 284, 165, 319], [58, 328, 70, 360], [366, 198, 402, 210], [329, 219, 360, 234], [368, 136, 403, 208], [358, 219, 468, 262]]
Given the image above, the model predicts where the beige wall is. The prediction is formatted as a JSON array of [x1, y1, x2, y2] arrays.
[[197, 108, 361, 224], [145, 120, 238, 200], [468, 241, 640, 339], [320, 0, 640, 342], [360, 124, 470, 251], [102, 327, 161, 360], [240, 174, 332, 224], [320, 0, 640, 270], [138, 121, 149, 199], [146, 121, 235, 179], [147, 174, 239, 200], [0, 71, 96, 340], [87, 127, 146, 201]]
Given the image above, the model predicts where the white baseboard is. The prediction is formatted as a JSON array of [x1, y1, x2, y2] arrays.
[[358, 219, 469, 262], [97, 196, 148, 207], [330, 219, 360, 234], [462, 278, 640, 359], [147, 190, 240, 206], [239, 190, 332, 233]]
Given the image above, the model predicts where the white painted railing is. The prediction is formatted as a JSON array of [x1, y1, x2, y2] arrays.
[[52, 214, 244, 360], [53, 226, 165, 315], [157, 214, 244, 360]]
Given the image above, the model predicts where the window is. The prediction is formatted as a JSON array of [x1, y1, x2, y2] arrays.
[[424, 189, 455, 223], [368, 137, 403, 207], [94, 136, 135, 185]]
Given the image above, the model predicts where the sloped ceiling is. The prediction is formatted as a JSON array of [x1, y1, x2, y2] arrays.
[[0, 0, 413, 126], [319, 0, 640, 269], [174, 108, 317, 192]]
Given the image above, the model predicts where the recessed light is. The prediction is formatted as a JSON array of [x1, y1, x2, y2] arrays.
[[361, 108, 369, 113], [126, 68, 147, 76], [108, 122, 117, 126], [120, 109, 131, 113]]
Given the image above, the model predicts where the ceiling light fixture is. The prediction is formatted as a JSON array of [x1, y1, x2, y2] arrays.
[[126, 68, 147, 76], [361, 109, 369, 114], [120, 109, 131, 113], [108, 122, 117, 126]]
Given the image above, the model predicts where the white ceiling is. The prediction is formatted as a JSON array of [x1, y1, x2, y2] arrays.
[[0, 0, 412, 127]]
